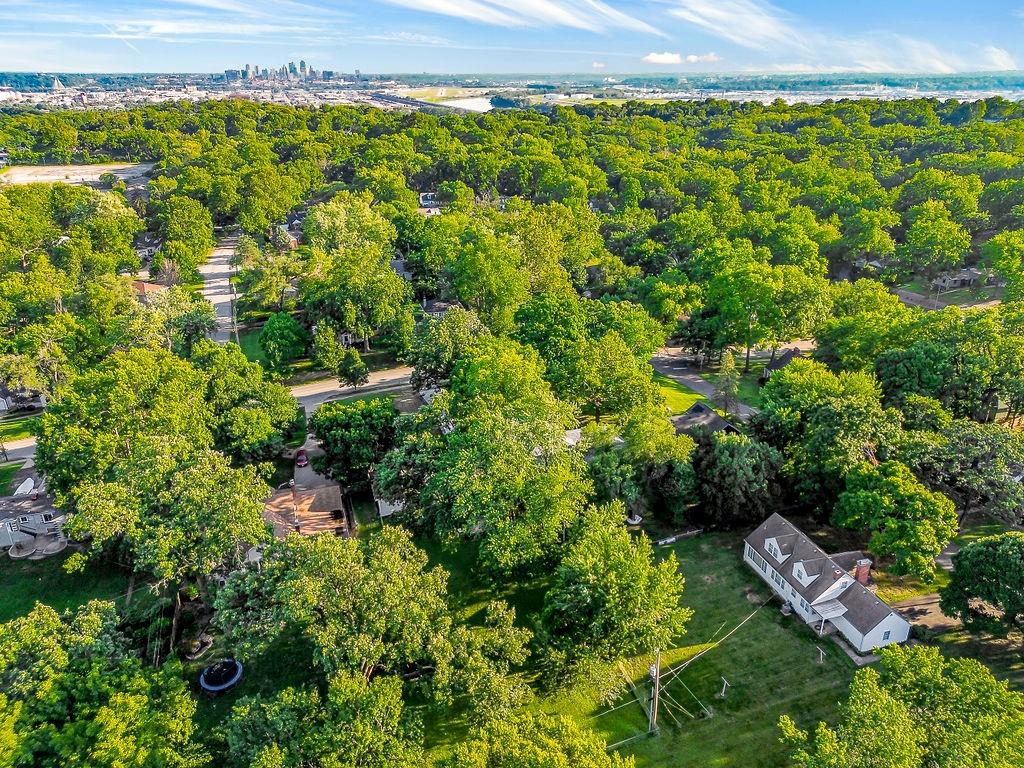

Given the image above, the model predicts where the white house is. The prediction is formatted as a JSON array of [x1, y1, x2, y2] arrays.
[[743, 514, 911, 654]]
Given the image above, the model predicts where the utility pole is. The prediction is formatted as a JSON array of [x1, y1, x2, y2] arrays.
[[648, 648, 661, 735]]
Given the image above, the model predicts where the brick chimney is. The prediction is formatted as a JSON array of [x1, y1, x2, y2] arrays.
[[854, 558, 872, 585]]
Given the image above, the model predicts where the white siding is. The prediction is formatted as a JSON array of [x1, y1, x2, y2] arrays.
[[857, 612, 911, 653], [743, 544, 820, 626]]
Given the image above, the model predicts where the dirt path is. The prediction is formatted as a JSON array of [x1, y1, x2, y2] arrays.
[[0, 162, 154, 185]]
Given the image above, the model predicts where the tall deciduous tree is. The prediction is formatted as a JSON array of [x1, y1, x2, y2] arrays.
[[941, 532, 1024, 634], [224, 673, 422, 768], [445, 712, 634, 768], [310, 397, 397, 490], [0, 601, 209, 768], [259, 312, 308, 375], [834, 461, 957, 580], [541, 505, 690, 669]]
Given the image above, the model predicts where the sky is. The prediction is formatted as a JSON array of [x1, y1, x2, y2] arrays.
[[0, 0, 1022, 75]]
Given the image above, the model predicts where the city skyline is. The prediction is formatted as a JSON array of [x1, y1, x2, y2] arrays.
[[0, 1, 1022, 75]]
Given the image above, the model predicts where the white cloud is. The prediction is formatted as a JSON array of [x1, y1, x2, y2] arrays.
[[684, 52, 719, 63], [380, 0, 662, 36], [668, 0, 804, 51], [981, 44, 1017, 70], [643, 51, 682, 65], [591, 60, 605, 68], [665, 0, 973, 74]]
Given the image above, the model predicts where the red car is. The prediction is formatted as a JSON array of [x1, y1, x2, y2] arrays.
[[294, 449, 309, 468]]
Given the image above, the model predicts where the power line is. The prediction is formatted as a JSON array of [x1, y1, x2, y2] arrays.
[[661, 594, 774, 689]]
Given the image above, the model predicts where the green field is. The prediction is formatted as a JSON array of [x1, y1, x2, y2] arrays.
[[0, 553, 132, 624], [565, 533, 853, 768], [0, 461, 24, 494], [237, 326, 269, 365], [0, 415, 37, 442], [415, 529, 855, 767], [654, 373, 708, 415]]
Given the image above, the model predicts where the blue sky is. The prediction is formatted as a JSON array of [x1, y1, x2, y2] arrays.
[[0, 0, 1021, 74]]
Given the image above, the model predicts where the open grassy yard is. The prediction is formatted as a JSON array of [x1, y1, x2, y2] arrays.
[[0, 552, 132, 623], [654, 373, 709, 415], [573, 532, 854, 768], [0, 415, 36, 442], [873, 567, 950, 604], [696, 359, 766, 410], [414, 529, 854, 767], [237, 326, 268, 365], [0, 460, 24, 494]]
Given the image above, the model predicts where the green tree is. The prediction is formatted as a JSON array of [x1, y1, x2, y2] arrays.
[[713, 350, 741, 414], [981, 230, 1024, 302], [780, 668, 924, 768], [224, 673, 422, 768], [895, 201, 970, 278], [0, 601, 208, 768], [834, 461, 957, 580], [445, 712, 634, 768], [190, 339, 298, 461], [409, 307, 489, 390], [940, 532, 1024, 634], [541, 505, 690, 669], [259, 312, 308, 374], [337, 346, 369, 389], [690, 431, 782, 528], [309, 397, 397, 490]]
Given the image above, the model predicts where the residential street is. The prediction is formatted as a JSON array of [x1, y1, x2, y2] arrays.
[[199, 234, 237, 344], [651, 349, 760, 421], [291, 366, 415, 412]]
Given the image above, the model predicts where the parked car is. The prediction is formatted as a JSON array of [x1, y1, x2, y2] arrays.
[[294, 449, 309, 468]]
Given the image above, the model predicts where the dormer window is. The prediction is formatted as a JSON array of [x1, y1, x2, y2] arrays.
[[767, 543, 779, 558]]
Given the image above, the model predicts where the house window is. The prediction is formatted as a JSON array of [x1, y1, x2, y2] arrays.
[[882, 630, 891, 642], [790, 587, 796, 597], [767, 542, 778, 558]]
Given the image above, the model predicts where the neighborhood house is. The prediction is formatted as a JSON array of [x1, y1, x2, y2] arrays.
[[743, 513, 911, 654]]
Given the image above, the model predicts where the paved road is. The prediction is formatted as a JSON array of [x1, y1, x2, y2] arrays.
[[3, 437, 37, 463], [651, 350, 759, 421], [199, 235, 237, 344], [291, 366, 415, 413]]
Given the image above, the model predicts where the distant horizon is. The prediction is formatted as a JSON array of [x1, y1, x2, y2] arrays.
[[2, 69, 1023, 79], [1, 1, 1022, 76]]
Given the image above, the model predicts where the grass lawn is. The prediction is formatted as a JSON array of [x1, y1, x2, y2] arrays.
[[416, 529, 855, 767], [654, 373, 708, 415], [931, 627, 1024, 689], [237, 326, 268, 365], [0, 553, 132, 624], [0, 461, 24, 494], [567, 533, 854, 768], [873, 568, 950, 604], [696, 359, 766, 410], [0, 415, 37, 442]]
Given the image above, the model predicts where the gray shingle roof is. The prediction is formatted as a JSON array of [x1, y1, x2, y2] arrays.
[[745, 513, 898, 635], [670, 401, 739, 437]]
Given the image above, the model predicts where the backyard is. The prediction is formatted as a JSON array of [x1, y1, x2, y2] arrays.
[[415, 529, 856, 767], [0, 552, 132, 623]]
